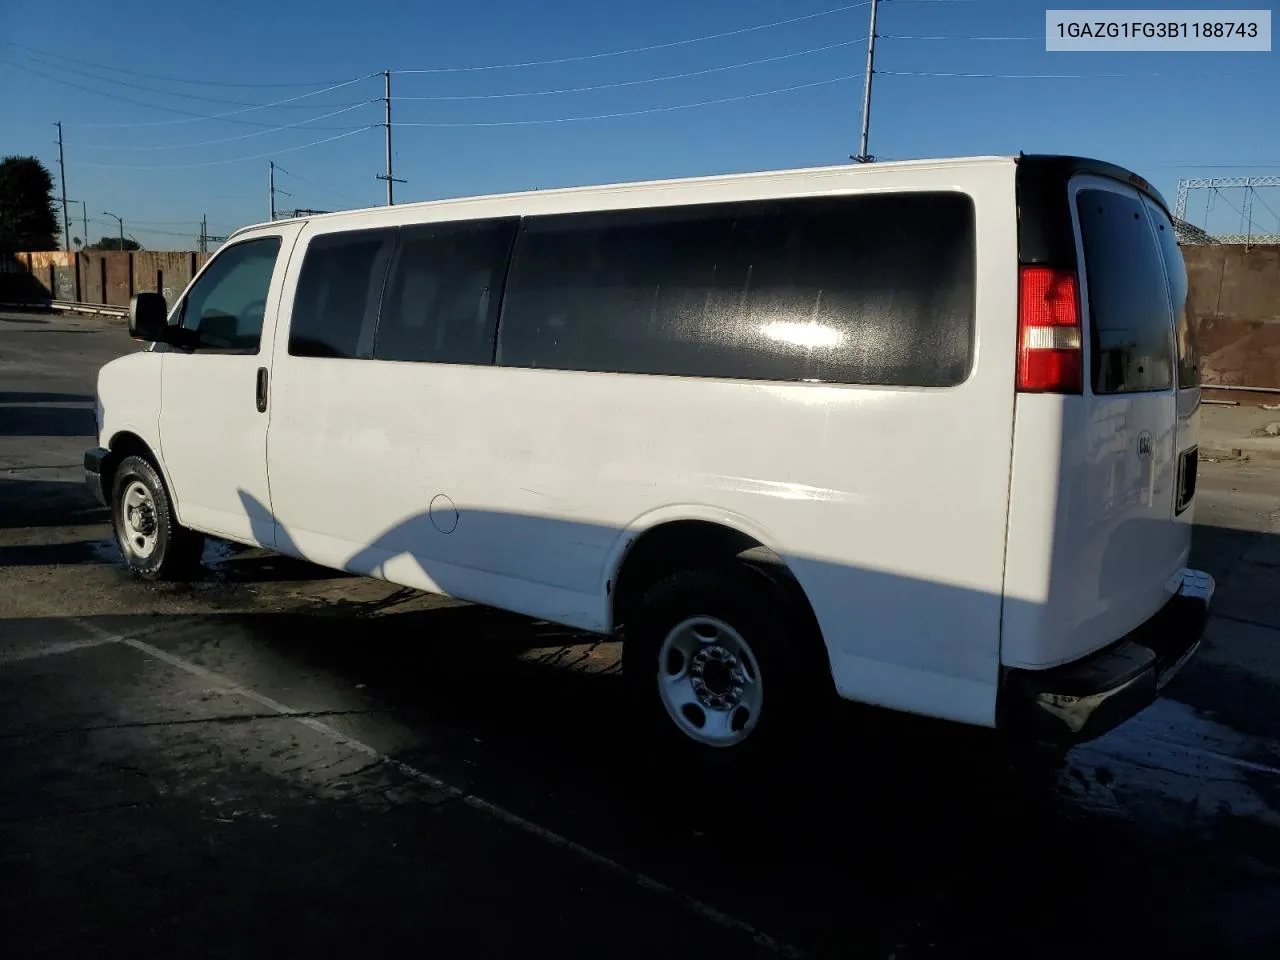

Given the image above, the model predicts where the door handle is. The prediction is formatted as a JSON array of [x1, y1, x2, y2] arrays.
[[255, 367, 268, 413]]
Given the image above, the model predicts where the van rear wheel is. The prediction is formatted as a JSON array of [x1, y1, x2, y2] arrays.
[[111, 455, 204, 581], [623, 564, 819, 765]]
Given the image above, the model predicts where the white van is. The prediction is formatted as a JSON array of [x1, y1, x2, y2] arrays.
[[86, 154, 1212, 759]]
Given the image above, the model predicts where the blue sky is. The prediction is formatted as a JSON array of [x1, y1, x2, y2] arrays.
[[1, 0, 1276, 249]]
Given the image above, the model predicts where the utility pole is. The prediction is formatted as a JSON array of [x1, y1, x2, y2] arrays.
[[197, 214, 227, 253], [55, 122, 71, 250], [269, 160, 276, 220], [854, 0, 879, 163], [52, 196, 85, 248], [376, 70, 405, 204], [103, 211, 124, 250]]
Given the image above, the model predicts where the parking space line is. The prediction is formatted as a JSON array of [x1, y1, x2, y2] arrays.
[[0, 621, 185, 666], [0, 634, 118, 664], [69, 617, 805, 959]]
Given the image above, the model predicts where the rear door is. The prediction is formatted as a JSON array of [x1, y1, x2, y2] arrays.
[[1070, 176, 1188, 638]]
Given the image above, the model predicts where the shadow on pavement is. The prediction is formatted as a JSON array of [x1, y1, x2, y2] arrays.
[[0, 405, 97, 438], [0, 391, 95, 403], [0, 478, 107, 531], [2, 601, 1278, 958], [207, 547, 346, 584]]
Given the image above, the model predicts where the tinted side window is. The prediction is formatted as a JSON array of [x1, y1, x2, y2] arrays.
[[375, 218, 517, 365], [180, 237, 281, 354], [290, 228, 396, 359], [1144, 198, 1200, 388], [1076, 188, 1174, 394], [497, 193, 975, 387], [497, 204, 735, 375]]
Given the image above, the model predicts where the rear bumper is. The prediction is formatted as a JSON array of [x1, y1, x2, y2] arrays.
[[84, 447, 110, 506], [1005, 568, 1214, 745]]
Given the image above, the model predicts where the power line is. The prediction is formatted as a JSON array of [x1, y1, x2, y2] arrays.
[[0, 59, 375, 129], [118, 217, 236, 227], [394, 2, 870, 73], [4, 40, 343, 87], [274, 164, 363, 206], [881, 69, 1113, 78], [878, 68, 1265, 79], [78, 74, 377, 128], [393, 39, 865, 102], [1210, 187, 1250, 226], [880, 34, 1038, 40], [69, 126, 375, 170], [394, 74, 859, 127], [1248, 187, 1280, 229], [85, 218, 202, 238], [68, 102, 377, 150], [10, 51, 367, 110]]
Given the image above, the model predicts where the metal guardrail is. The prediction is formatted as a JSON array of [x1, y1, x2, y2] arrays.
[[1203, 383, 1280, 395], [1, 299, 129, 318], [52, 299, 129, 318]]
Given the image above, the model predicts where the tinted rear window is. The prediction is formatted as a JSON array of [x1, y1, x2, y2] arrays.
[[497, 192, 975, 387], [1076, 189, 1174, 394], [1143, 197, 1200, 388], [290, 228, 396, 359]]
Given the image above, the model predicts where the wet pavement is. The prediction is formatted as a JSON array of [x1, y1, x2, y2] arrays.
[[2, 310, 1280, 958]]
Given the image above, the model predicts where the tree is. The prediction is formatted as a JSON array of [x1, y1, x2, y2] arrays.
[[88, 236, 141, 251], [0, 156, 60, 252]]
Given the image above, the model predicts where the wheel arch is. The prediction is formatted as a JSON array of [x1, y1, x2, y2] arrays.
[[104, 430, 184, 525], [607, 509, 827, 667]]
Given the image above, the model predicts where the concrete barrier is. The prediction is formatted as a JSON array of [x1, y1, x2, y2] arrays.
[[1185, 245, 1280, 389], [77, 252, 109, 305], [133, 251, 200, 303], [27, 251, 77, 302]]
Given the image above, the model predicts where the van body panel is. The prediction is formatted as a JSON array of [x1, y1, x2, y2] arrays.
[[95, 349, 171, 503], [259, 158, 1020, 727]]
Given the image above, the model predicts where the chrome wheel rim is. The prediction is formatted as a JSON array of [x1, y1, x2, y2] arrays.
[[119, 480, 159, 560], [657, 616, 763, 747]]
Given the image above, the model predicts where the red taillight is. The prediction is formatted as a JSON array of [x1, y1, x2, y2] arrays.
[[1017, 265, 1082, 394]]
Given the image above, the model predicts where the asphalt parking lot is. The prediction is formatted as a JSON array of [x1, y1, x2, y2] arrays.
[[3, 309, 1280, 958]]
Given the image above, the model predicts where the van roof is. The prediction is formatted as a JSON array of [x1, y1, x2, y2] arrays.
[[228, 153, 1163, 239]]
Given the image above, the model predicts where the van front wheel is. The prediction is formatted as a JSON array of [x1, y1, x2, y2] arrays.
[[623, 565, 816, 765], [111, 455, 204, 581]]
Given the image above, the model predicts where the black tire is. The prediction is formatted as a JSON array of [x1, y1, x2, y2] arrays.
[[110, 454, 205, 581], [622, 563, 829, 767]]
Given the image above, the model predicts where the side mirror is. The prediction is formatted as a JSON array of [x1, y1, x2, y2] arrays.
[[129, 292, 170, 342]]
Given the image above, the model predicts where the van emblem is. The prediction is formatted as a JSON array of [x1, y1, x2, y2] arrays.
[[1137, 431, 1153, 459]]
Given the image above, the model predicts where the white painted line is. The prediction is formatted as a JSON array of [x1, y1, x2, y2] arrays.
[[0, 634, 117, 665], [69, 618, 804, 958], [1183, 746, 1280, 778]]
